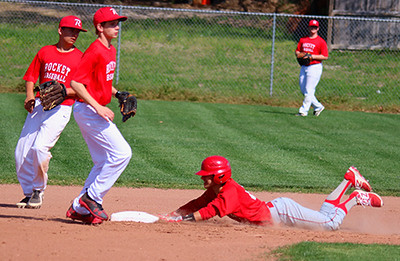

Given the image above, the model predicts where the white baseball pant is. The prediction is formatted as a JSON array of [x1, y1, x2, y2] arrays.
[[267, 197, 346, 230], [299, 63, 324, 115], [72, 101, 132, 215], [15, 98, 72, 196]]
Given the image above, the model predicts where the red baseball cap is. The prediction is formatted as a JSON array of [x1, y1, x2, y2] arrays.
[[93, 7, 128, 27], [59, 16, 87, 32], [309, 20, 319, 27]]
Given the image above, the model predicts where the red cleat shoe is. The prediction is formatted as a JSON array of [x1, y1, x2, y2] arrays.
[[350, 190, 383, 207], [79, 192, 109, 221], [344, 166, 372, 192], [66, 204, 103, 225]]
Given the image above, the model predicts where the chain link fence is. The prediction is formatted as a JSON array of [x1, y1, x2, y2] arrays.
[[1, 0, 399, 112]]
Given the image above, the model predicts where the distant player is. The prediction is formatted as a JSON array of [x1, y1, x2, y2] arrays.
[[295, 19, 328, 117], [160, 156, 383, 230], [15, 16, 86, 209], [66, 7, 132, 225]]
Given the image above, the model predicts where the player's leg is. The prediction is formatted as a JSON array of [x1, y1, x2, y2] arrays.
[[268, 197, 345, 230], [70, 102, 103, 216], [28, 105, 72, 208], [297, 66, 307, 115], [299, 66, 307, 95], [82, 119, 131, 202], [318, 175, 353, 220], [322, 166, 372, 212], [299, 64, 323, 115], [336, 190, 383, 214], [337, 167, 382, 213], [15, 99, 43, 207], [308, 63, 324, 112], [71, 102, 132, 219]]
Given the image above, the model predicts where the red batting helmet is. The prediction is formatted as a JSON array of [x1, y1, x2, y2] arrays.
[[196, 156, 232, 184]]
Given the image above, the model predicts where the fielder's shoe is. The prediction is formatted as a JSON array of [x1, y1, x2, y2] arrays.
[[79, 192, 109, 221], [66, 204, 103, 225], [27, 190, 44, 209], [16, 196, 31, 208], [295, 113, 307, 117], [344, 166, 372, 192], [350, 190, 383, 207], [313, 106, 325, 117]]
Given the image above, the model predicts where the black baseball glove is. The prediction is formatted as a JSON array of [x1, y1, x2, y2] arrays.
[[34, 80, 67, 111], [115, 91, 137, 122], [297, 52, 312, 66]]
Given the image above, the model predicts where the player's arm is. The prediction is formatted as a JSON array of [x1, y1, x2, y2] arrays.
[[24, 81, 36, 113], [310, 54, 328, 61], [111, 86, 118, 97], [295, 39, 303, 58], [160, 202, 206, 222], [70, 80, 114, 122], [312, 42, 329, 61]]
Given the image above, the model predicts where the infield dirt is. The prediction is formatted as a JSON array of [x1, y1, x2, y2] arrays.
[[1, 184, 399, 260]]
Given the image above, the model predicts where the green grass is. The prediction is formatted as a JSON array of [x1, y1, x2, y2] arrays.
[[270, 242, 400, 261], [1, 17, 400, 112], [1, 93, 399, 196]]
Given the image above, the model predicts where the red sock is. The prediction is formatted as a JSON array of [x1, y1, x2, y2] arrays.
[[336, 194, 356, 214]]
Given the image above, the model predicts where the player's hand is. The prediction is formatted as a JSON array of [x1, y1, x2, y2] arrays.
[[95, 105, 115, 122], [24, 98, 35, 113], [160, 215, 183, 223], [159, 211, 183, 222]]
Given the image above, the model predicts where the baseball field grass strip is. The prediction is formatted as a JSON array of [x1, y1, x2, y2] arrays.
[[1, 93, 399, 196], [269, 241, 400, 261], [1, 22, 400, 112]]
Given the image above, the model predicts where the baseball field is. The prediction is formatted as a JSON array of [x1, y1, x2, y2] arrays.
[[1, 94, 399, 260]]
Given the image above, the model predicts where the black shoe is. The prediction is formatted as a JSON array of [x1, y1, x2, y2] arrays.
[[295, 113, 306, 117], [313, 107, 325, 117], [27, 190, 44, 209], [16, 196, 31, 208]]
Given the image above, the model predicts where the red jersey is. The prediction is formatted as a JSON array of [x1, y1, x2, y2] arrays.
[[178, 179, 272, 225], [296, 35, 328, 65], [73, 39, 117, 106], [23, 45, 83, 106]]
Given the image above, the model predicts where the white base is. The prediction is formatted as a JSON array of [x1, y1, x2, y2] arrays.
[[110, 211, 159, 223]]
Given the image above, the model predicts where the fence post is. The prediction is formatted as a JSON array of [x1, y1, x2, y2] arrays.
[[269, 13, 276, 97], [115, 5, 123, 85], [327, 0, 334, 51]]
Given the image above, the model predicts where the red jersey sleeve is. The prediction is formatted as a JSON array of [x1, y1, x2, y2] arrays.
[[296, 39, 303, 52], [23, 52, 42, 84], [319, 36, 329, 57]]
